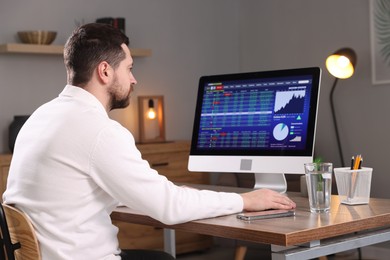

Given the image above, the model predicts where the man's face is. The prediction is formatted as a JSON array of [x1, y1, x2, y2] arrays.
[[108, 44, 137, 110]]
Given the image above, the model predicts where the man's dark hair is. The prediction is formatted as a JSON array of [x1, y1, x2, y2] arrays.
[[64, 23, 130, 86]]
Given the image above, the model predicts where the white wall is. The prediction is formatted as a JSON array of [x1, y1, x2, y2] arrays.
[[0, 0, 239, 150], [239, 0, 390, 199], [1, 0, 390, 199]]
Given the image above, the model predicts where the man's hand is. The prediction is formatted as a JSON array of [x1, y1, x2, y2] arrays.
[[240, 189, 296, 212]]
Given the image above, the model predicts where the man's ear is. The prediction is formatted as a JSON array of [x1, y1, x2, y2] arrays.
[[97, 61, 112, 84]]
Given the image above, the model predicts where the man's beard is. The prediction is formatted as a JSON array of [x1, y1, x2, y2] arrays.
[[108, 77, 131, 111], [110, 93, 130, 110]]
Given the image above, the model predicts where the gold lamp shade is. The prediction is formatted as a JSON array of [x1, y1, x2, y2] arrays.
[[326, 48, 357, 79]]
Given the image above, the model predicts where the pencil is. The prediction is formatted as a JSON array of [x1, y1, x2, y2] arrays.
[[353, 155, 361, 170]]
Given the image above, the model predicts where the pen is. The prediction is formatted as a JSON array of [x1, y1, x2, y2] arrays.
[[349, 154, 364, 202], [349, 154, 360, 201], [350, 156, 354, 170]]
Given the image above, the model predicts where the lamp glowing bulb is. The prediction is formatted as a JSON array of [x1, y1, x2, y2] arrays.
[[337, 56, 350, 68], [147, 108, 156, 119]]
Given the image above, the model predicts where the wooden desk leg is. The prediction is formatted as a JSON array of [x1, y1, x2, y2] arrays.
[[163, 228, 176, 257], [234, 246, 247, 260]]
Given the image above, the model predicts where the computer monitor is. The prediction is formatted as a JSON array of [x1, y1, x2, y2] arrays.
[[188, 67, 321, 193]]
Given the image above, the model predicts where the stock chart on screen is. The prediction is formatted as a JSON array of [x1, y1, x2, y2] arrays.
[[196, 75, 314, 152]]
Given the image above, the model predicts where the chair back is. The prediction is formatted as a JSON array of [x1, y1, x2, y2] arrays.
[[0, 203, 41, 260]]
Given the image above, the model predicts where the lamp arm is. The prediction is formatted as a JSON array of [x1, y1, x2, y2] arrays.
[[330, 77, 345, 167]]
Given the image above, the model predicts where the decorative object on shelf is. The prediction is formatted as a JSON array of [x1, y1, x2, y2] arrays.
[[325, 47, 357, 167], [17, 31, 57, 45], [96, 17, 125, 34], [8, 115, 30, 152], [138, 96, 165, 143]]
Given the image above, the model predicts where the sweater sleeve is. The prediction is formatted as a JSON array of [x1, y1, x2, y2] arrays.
[[88, 122, 244, 225]]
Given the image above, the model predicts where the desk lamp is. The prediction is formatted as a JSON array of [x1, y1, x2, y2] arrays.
[[326, 47, 357, 167]]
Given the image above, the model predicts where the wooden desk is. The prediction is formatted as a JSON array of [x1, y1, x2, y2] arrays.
[[111, 184, 390, 259]]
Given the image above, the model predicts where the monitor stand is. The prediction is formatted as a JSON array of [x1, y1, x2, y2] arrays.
[[253, 173, 287, 193]]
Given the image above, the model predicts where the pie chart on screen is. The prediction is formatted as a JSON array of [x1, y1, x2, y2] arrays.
[[273, 123, 289, 141]]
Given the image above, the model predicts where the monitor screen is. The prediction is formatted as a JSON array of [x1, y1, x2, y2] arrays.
[[188, 67, 321, 192]]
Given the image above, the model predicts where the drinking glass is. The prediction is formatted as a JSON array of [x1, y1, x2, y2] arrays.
[[304, 162, 333, 213]]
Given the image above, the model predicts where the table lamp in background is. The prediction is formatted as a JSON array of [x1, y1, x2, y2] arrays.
[[326, 47, 357, 167]]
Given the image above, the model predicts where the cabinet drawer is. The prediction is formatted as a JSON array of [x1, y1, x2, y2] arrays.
[[143, 152, 208, 184]]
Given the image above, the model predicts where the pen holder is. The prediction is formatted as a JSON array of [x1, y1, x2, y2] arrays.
[[334, 167, 372, 205]]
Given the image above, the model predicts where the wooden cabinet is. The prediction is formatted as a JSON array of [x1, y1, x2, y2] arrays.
[[0, 141, 213, 254]]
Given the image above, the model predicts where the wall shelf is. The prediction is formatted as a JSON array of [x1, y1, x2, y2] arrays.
[[0, 43, 152, 57]]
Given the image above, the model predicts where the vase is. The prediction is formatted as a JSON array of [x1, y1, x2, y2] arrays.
[[9, 115, 30, 152]]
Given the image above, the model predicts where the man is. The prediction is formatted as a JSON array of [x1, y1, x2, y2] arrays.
[[3, 23, 296, 260]]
